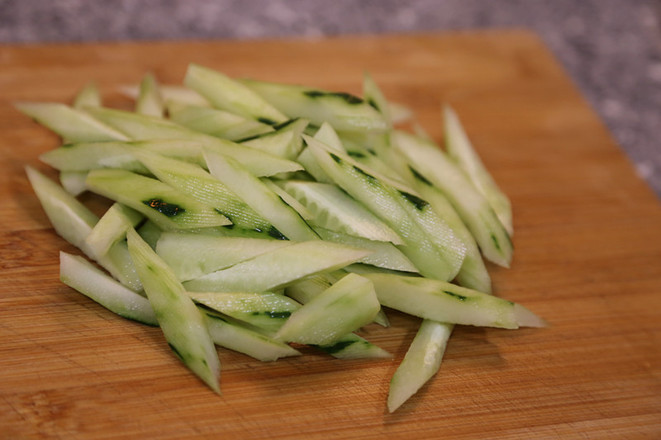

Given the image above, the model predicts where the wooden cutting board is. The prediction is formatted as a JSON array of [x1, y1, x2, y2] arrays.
[[1, 31, 660, 439]]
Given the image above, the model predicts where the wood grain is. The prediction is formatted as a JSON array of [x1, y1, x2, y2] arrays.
[[1, 31, 660, 439]]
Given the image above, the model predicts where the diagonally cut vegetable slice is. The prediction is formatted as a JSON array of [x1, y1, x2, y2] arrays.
[[392, 130, 513, 268], [16, 102, 129, 142], [131, 148, 272, 231], [444, 105, 513, 235], [156, 232, 293, 281], [168, 102, 274, 141], [86, 169, 231, 230], [387, 320, 453, 413], [313, 226, 416, 273], [240, 118, 308, 160], [281, 180, 403, 245], [188, 291, 301, 334], [136, 73, 165, 118], [275, 273, 380, 346], [204, 312, 302, 361], [26, 165, 97, 254], [241, 78, 388, 132], [60, 251, 157, 326], [185, 64, 288, 125], [183, 240, 371, 293], [73, 82, 101, 109], [305, 136, 466, 281], [204, 149, 318, 242], [84, 203, 143, 258], [363, 272, 546, 329], [126, 228, 221, 393]]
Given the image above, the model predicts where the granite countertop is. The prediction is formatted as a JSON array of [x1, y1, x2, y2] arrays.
[[2, 0, 659, 196]]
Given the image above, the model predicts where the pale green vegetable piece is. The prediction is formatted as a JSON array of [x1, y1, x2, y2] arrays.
[[275, 273, 380, 346], [127, 228, 221, 393]]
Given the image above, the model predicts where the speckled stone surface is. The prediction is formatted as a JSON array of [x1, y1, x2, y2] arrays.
[[2, 0, 659, 196]]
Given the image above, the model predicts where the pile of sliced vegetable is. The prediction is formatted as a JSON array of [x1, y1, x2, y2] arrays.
[[19, 64, 545, 412]]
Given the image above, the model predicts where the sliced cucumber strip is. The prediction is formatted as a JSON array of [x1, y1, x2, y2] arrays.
[[136, 72, 165, 118], [183, 240, 371, 293], [73, 82, 101, 109], [305, 136, 466, 281], [387, 320, 452, 412], [312, 122, 344, 152], [85, 105, 211, 141], [59, 171, 88, 196], [40, 141, 149, 173], [204, 312, 301, 361], [282, 180, 403, 245], [262, 178, 314, 221], [126, 228, 221, 393], [275, 273, 380, 345], [313, 226, 417, 273], [363, 273, 546, 329], [240, 118, 308, 160], [392, 130, 513, 268], [26, 166, 97, 253], [285, 271, 390, 328], [120, 84, 209, 107], [26, 166, 142, 290], [188, 291, 301, 334], [86, 169, 231, 230], [285, 273, 391, 358], [241, 78, 388, 132], [204, 149, 318, 241], [136, 220, 162, 249], [413, 180, 491, 293], [312, 332, 391, 360], [41, 138, 302, 178], [85, 203, 143, 258], [16, 102, 129, 142], [156, 232, 293, 281], [168, 102, 274, 141], [131, 149, 272, 231], [185, 64, 287, 125], [60, 251, 157, 326], [444, 105, 513, 235], [356, 137, 491, 291], [362, 72, 392, 126]]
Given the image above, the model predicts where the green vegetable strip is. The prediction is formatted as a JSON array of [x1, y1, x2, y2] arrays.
[[185, 64, 287, 124], [305, 136, 466, 282], [136, 73, 165, 118], [85, 203, 143, 258], [16, 102, 129, 142], [387, 320, 453, 412], [204, 312, 302, 362], [86, 169, 231, 230], [73, 82, 101, 110], [60, 251, 157, 326], [363, 272, 546, 329], [275, 273, 381, 346], [183, 241, 371, 293], [168, 102, 274, 141], [126, 228, 221, 393], [362, 71, 392, 127], [240, 78, 388, 132], [204, 149, 318, 241], [59, 171, 88, 196], [392, 130, 513, 268], [26, 165, 97, 253], [188, 291, 301, 335], [131, 149, 272, 231], [156, 232, 293, 281], [444, 106, 513, 235]]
